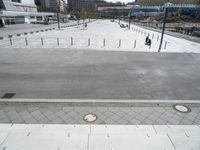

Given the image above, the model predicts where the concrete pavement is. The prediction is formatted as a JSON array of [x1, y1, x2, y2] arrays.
[[0, 48, 200, 100], [1, 124, 200, 150]]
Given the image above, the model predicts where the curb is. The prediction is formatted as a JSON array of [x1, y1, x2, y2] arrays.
[[0, 99, 200, 106]]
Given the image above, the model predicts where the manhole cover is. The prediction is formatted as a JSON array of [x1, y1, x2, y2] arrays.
[[173, 104, 191, 113], [83, 113, 97, 122]]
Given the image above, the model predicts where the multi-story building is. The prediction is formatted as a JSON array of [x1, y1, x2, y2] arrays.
[[67, 0, 105, 12], [35, 0, 67, 13], [98, 4, 133, 18], [136, 0, 199, 5], [0, 0, 54, 26], [131, 0, 199, 18]]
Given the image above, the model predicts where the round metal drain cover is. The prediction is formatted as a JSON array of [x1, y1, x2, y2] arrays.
[[173, 104, 191, 113], [83, 113, 97, 122]]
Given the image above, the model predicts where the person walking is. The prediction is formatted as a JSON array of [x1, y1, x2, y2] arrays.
[[145, 36, 149, 45]]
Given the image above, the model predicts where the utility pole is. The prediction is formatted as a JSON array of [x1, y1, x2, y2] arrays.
[[128, 9, 132, 30], [57, 0, 60, 30], [158, 7, 168, 52]]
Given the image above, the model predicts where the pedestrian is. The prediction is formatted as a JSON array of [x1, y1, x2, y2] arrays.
[[148, 39, 152, 47], [85, 23, 87, 28], [145, 36, 149, 45]]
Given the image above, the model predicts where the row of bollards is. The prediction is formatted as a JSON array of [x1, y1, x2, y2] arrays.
[[8, 37, 167, 50], [132, 26, 169, 50], [132, 27, 162, 42], [8, 37, 139, 48]]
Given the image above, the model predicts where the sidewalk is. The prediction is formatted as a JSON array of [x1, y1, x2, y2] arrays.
[[0, 124, 200, 150], [0, 100, 200, 125]]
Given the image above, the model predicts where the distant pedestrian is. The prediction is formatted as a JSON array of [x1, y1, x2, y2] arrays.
[[145, 36, 149, 45], [148, 39, 152, 47], [85, 23, 87, 28]]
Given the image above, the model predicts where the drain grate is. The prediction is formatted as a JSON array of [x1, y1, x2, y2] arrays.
[[83, 113, 97, 123], [173, 104, 191, 113], [1, 93, 16, 99]]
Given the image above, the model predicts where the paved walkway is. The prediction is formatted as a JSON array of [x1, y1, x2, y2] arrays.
[[0, 101, 200, 125], [0, 124, 200, 150], [130, 22, 200, 44]]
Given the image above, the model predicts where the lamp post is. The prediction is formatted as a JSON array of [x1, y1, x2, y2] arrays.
[[128, 9, 132, 30], [57, 0, 61, 30], [158, 2, 172, 52]]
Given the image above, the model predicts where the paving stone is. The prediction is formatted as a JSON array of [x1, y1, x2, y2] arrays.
[[0, 102, 200, 125], [179, 118, 193, 125], [129, 118, 141, 124], [62, 106, 74, 112], [4, 106, 16, 113], [31, 110, 42, 116], [108, 107, 120, 113], [193, 118, 200, 124], [0, 110, 7, 118], [96, 107, 108, 113], [147, 114, 160, 121], [110, 114, 121, 121], [0, 116, 11, 123], [140, 118, 155, 125], [42, 110, 54, 117], [19, 111, 32, 120], [24, 117, 38, 124]]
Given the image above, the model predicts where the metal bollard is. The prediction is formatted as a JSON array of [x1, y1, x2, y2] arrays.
[[25, 38, 28, 46], [103, 39, 105, 47], [71, 37, 73, 46], [57, 38, 59, 46], [164, 41, 167, 49], [41, 38, 43, 46], [9, 37, 12, 46], [134, 40, 136, 48], [88, 38, 90, 46], [157, 35, 159, 42], [118, 39, 121, 48]]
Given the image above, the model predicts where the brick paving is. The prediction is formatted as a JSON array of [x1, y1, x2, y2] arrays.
[[0, 102, 200, 125]]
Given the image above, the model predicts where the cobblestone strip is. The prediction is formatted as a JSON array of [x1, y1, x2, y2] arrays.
[[0, 102, 200, 125]]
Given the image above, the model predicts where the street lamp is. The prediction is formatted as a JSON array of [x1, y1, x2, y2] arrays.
[[57, 0, 61, 30], [158, 2, 173, 52], [128, 9, 132, 30]]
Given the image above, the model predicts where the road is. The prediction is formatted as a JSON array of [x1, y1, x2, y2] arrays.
[[0, 48, 200, 100], [0, 20, 89, 38]]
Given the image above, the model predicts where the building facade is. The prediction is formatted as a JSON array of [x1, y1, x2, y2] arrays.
[[136, 0, 199, 5], [130, 0, 200, 18], [0, 0, 54, 26], [67, 0, 105, 12], [35, 0, 67, 13]]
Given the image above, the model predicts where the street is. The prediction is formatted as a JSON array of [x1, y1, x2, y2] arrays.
[[0, 48, 200, 100]]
